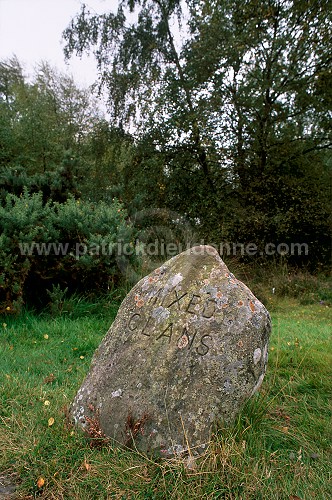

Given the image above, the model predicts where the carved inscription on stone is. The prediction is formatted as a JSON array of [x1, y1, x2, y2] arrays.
[[126, 287, 218, 356]]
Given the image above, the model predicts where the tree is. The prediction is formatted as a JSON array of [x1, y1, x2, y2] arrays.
[[184, 0, 332, 261], [186, 0, 332, 181], [63, 0, 227, 227], [0, 59, 104, 202], [0, 55, 24, 104], [63, 0, 331, 266]]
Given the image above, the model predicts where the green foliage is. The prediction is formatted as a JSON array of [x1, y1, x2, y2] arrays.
[[46, 284, 69, 316], [233, 260, 332, 309], [0, 58, 141, 314], [63, 0, 332, 268], [0, 58, 104, 208], [44, 289, 126, 319], [63, 1, 182, 125], [0, 60, 101, 174], [0, 153, 82, 204], [78, 121, 136, 204], [0, 190, 136, 313]]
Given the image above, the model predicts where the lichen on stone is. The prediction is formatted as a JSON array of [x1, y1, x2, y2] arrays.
[[70, 245, 271, 457]]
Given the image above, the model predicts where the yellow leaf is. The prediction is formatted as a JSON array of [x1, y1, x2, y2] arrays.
[[37, 477, 45, 488], [44, 400, 50, 406], [48, 417, 55, 426], [44, 334, 49, 340], [282, 426, 289, 433], [80, 355, 85, 359], [83, 459, 91, 471]]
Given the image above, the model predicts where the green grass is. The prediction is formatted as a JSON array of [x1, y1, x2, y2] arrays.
[[0, 299, 331, 499]]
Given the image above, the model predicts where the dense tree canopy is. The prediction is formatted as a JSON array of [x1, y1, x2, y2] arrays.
[[63, 0, 331, 155], [0, 59, 101, 171], [63, 0, 331, 267]]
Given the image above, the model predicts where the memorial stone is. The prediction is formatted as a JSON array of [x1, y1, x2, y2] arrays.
[[71, 246, 271, 456]]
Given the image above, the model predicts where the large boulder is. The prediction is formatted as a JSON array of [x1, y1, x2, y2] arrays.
[[71, 246, 271, 456]]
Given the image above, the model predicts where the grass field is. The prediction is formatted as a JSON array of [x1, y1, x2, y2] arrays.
[[0, 298, 331, 499]]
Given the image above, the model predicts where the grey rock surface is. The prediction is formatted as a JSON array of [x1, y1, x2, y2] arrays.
[[0, 474, 17, 499], [71, 246, 271, 456]]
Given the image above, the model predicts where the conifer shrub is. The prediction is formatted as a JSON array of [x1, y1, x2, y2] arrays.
[[0, 190, 135, 313], [0, 153, 82, 204]]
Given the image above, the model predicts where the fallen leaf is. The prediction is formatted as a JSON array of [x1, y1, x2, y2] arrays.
[[44, 400, 50, 406], [80, 355, 85, 359], [282, 426, 289, 433], [37, 477, 45, 488], [43, 373, 56, 384], [43, 334, 49, 340], [83, 459, 91, 471], [48, 417, 55, 426]]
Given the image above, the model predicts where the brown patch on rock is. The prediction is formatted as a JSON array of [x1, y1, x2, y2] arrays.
[[249, 301, 256, 312], [178, 335, 189, 349]]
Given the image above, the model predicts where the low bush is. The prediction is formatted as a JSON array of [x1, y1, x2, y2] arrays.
[[229, 258, 332, 309], [0, 190, 136, 313]]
